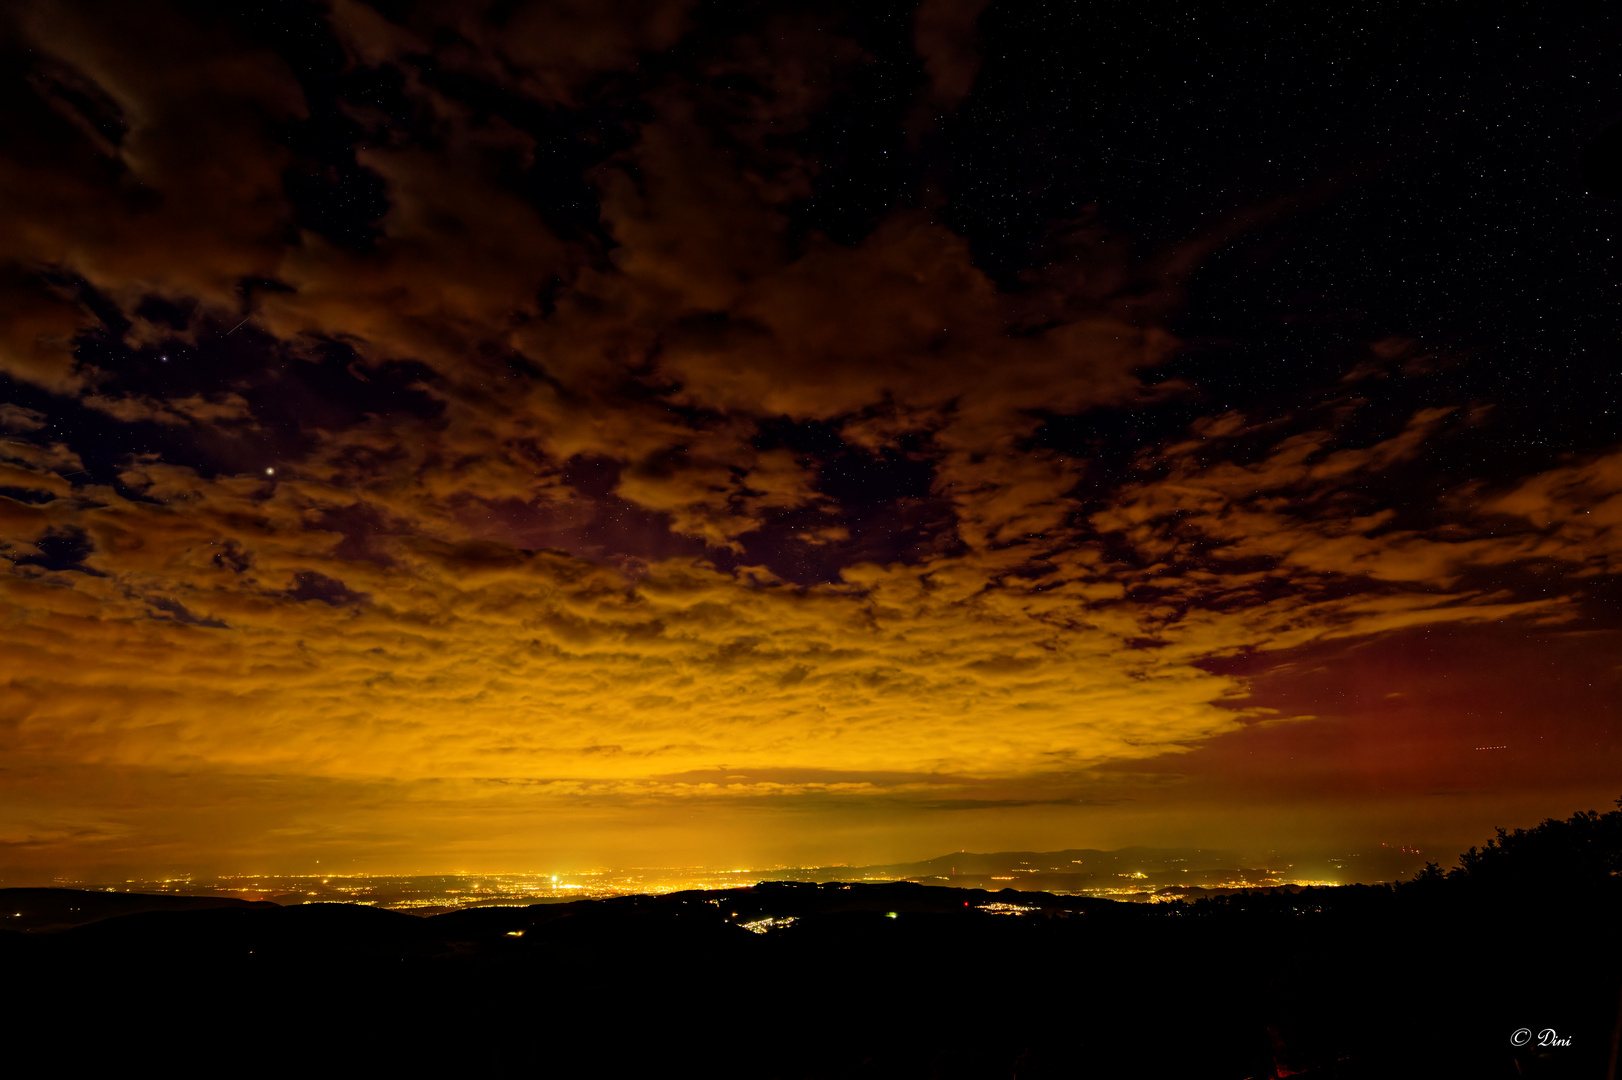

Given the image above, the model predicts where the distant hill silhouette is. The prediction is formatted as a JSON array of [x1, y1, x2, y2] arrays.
[[760, 841, 1430, 897], [0, 887, 277, 932]]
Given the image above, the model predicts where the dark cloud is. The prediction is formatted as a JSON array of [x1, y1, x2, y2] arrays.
[[13, 526, 101, 574], [147, 594, 229, 627], [289, 569, 367, 605]]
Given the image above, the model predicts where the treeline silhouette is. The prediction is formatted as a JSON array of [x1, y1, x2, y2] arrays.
[[3, 802, 1618, 1078], [1417, 798, 1622, 890]]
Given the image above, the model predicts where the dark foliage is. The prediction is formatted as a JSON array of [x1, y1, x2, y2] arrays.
[[1431, 798, 1622, 890]]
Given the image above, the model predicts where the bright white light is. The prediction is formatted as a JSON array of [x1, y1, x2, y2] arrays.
[[265, 467, 275, 476]]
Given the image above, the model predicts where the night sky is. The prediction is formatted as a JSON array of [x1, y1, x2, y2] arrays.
[[2, 0, 1620, 880]]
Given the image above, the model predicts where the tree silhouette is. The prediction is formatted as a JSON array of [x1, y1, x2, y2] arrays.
[[1411, 797, 1622, 892]]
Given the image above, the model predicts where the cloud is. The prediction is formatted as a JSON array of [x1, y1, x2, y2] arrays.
[[1090, 405, 1622, 590], [1, 469, 1255, 784], [1484, 447, 1622, 574], [3, 0, 304, 313], [914, 0, 994, 108], [0, 402, 48, 432], [330, 0, 693, 106], [83, 391, 257, 427]]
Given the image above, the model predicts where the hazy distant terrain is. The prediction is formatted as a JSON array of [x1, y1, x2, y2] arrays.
[[26, 844, 1432, 916], [761, 843, 1432, 899]]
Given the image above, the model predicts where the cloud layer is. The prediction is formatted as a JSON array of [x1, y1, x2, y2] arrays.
[[1, 0, 1617, 875]]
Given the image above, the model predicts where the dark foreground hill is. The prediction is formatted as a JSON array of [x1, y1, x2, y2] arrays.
[[4, 804, 1620, 1078], [0, 887, 279, 932]]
